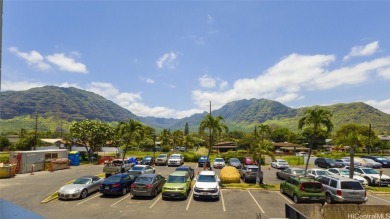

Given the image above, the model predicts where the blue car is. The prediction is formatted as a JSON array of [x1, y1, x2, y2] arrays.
[[99, 173, 137, 196], [198, 156, 211, 168]]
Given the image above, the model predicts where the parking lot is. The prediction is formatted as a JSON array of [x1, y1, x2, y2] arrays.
[[2, 163, 390, 219]]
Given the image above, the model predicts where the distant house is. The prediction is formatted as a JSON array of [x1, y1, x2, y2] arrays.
[[212, 142, 238, 152], [272, 142, 309, 153]]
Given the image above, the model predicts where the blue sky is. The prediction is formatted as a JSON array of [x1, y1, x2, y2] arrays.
[[2, 1, 390, 119]]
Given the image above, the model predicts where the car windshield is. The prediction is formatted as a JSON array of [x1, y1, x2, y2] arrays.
[[112, 160, 123, 165], [105, 175, 122, 183], [362, 168, 379, 174], [143, 157, 151, 160], [170, 155, 180, 159], [340, 170, 350, 176], [325, 158, 335, 163], [176, 167, 188, 171], [279, 161, 287, 164], [316, 170, 328, 176], [341, 181, 364, 190], [376, 158, 387, 161], [230, 158, 239, 163], [215, 158, 224, 162], [74, 178, 91, 184], [198, 175, 216, 182], [293, 170, 305, 175], [135, 177, 153, 183], [131, 166, 144, 171], [167, 176, 186, 183], [158, 155, 166, 158]]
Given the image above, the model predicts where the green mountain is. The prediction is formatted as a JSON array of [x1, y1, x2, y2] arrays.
[[1, 86, 389, 134]]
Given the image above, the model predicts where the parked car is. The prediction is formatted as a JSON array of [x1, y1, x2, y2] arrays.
[[352, 157, 374, 168], [213, 158, 226, 169], [99, 173, 137, 196], [314, 158, 344, 168], [351, 167, 390, 186], [276, 167, 306, 180], [239, 165, 260, 183], [155, 154, 168, 166], [280, 177, 325, 204], [128, 165, 155, 176], [362, 158, 382, 169], [198, 156, 211, 168], [140, 156, 155, 165], [130, 174, 166, 197], [337, 158, 362, 167], [193, 170, 220, 200], [58, 176, 103, 200], [306, 168, 329, 178], [326, 168, 368, 186], [316, 175, 367, 204], [167, 154, 184, 166], [103, 159, 133, 178], [162, 171, 191, 200], [271, 159, 289, 169], [295, 152, 308, 157], [175, 165, 195, 180], [361, 156, 390, 168], [242, 157, 255, 165], [228, 158, 241, 168]]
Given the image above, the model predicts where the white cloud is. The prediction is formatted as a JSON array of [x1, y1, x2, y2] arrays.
[[1, 80, 46, 91], [199, 75, 216, 88], [219, 80, 228, 90], [207, 14, 215, 25], [378, 67, 390, 79], [344, 41, 379, 61], [9, 47, 51, 71], [365, 99, 390, 114], [46, 53, 88, 73], [156, 52, 178, 69]]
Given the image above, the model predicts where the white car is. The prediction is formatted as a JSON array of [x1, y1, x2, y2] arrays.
[[307, 168, 329, 178], [193, 170, 220, 200], [167, 154, 184, 166], [271, 159, 289, 169], [353, 167, 390, 186], [326, 168, 368, 186], [213, 158, 226, 169], [295, 152, 308, 157]]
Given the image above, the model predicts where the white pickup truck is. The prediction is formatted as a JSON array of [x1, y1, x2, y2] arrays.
[[103, 159, 133, 178]]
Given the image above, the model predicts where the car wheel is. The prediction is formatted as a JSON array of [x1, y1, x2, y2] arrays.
[[280, 185, 284, 194], [365, 177, 372, 186], [122, 188, 127, 195], [243, 176, 247, 182], [293, 194, 300, 203], [153, 189, 158, 197], [80, 189, 88, 199], [276, 174, 280, 179], [326, 193, 333, 204]]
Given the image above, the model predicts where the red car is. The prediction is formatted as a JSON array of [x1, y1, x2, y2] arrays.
[[242, 157, 255, 165]]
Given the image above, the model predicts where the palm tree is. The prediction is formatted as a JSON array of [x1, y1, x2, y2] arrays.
[[298, 108, 333, 175], [198, 114, 229, 159], [116, 119, 144, 161]]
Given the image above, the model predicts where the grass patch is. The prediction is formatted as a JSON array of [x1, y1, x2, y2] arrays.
[[366, 186, 390, 192], [221, 183, 279, 190]]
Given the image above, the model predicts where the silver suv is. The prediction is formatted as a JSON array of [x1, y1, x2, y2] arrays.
[[316, 175, 367, 204]]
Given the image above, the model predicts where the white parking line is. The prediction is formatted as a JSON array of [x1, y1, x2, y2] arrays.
[[149, 194, 161, 208], [77, 193, 100, 205], [110, 193, 131, 207], [368, 194, 390, 204], [186, 190, 193, 210], [276, 191, 294, 204], [247, 190, 265, 214], [220, 189, 226, 212]]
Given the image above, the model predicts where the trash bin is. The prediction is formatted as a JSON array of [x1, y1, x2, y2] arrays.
[[68, 151, 80, 166], [0, 164, 16, 178]]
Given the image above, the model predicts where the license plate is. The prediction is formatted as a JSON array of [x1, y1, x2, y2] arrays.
[[349, 192, 359, 195]]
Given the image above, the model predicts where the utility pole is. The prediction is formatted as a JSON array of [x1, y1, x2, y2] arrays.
[[34, 113, 38, 150], [368, 124, 372, 154], [207, 101, 212, 160]]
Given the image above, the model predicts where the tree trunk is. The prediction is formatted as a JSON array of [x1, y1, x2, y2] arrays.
[[349, 148, 355, 179], [304, 147, 312, 177], [256, 152, 263, 185]]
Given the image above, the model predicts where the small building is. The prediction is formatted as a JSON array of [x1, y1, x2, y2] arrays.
[[9, 149, 68, 174], [272, 142, 309, 153], [212, 142, 238, 153]]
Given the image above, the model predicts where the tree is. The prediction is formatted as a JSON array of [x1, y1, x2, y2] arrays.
[[198, 114, 229, 159], [115, 119, 144, 160], [0, 136, 11, 151], [160, 129, 172, 148], [69, 120, 114, 161], [184, 122, 189, 136], [253, 124, 273, 185], [298, 108, 333, 176], [13, 135, 40, 151]]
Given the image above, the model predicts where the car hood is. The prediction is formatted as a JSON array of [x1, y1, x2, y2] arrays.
[[214, 161, 225, 164], [163, 182, 186, 188], [60, 184, 86, 192], [169, 158, 181, 161], [195, 182, 218, 189]]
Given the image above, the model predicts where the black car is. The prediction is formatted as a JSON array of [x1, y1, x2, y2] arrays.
[[361, 155, 390, 168], [141, 156, 155, 165], [198, 156, 211, 168], [99, 173, 137, 196], [314, 158, 344, 168], [175, 165, 195, 180]]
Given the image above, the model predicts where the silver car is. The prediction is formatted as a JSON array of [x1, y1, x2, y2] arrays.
[[58, 176, 103, 200], [155, 154, 168, 166], [316, 175, 367, 204], [128, 165, 155, 176]]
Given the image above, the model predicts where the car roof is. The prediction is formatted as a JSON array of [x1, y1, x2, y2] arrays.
[[169, 171, 188, 176], [245, 165, 258, 168], [133, 164, 148, 167], [199, 170, 216, 176]]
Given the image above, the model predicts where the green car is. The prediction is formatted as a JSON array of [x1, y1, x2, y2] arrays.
[[280, 177, 325, 204], [162, 171, 191, 200]]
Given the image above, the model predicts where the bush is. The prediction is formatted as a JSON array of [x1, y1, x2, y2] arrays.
[[161, 146, 170, 152], [183, 152, 201, 162]]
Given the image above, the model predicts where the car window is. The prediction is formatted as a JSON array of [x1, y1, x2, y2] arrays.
[[341, 181, 364, 190], [132, 166, 144, 171], [355, 169, 363, 174], [362, 169, 379, 174], [74, 178, 91, 184], [320, 177, 330, 185], [167, 175, 186, 183], [136, 177, 153, 183], [105, 175, 122, 183], [198, 175, 217, 182], [330, 179, 337, 188], [293, 170, 305, 175], [302, 182, 322, 190]]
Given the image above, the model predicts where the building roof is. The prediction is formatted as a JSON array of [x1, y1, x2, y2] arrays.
[[272, 142, 301, 147]]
